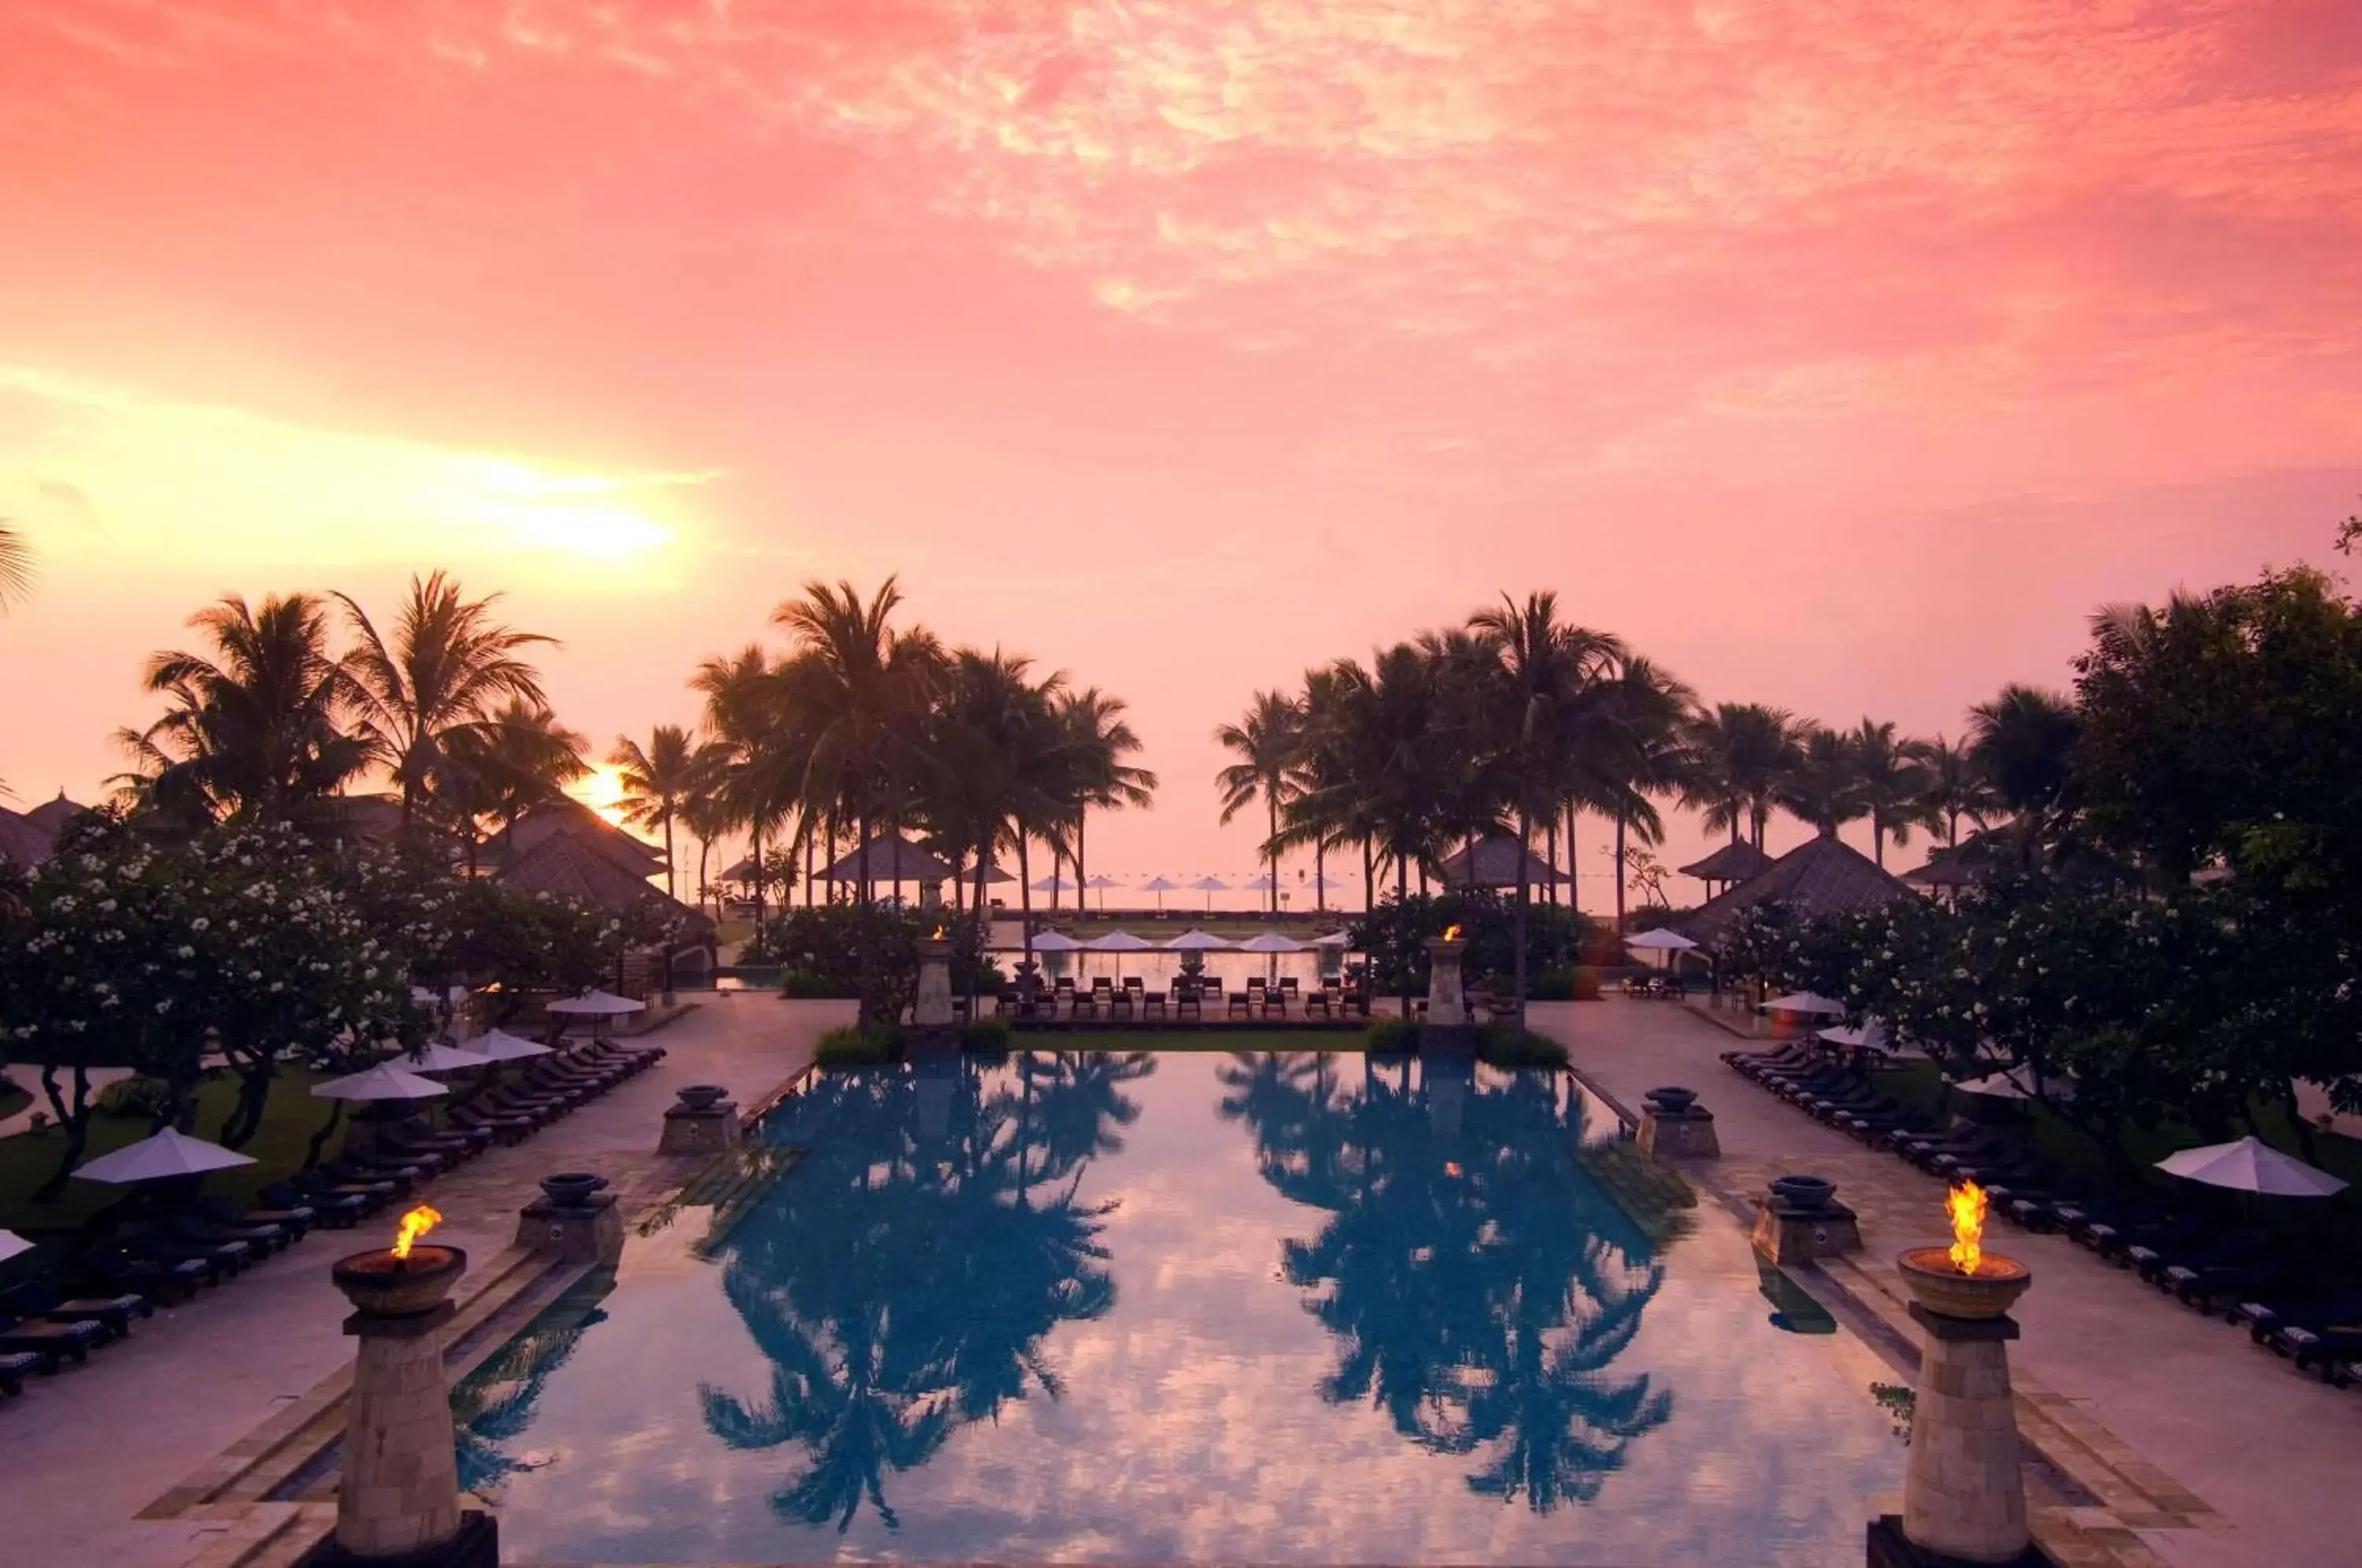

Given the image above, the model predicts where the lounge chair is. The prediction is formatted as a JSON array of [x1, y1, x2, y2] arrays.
[[0, 1282, 150, 1337], [199, 1194, 314, 1242], [1304, 989, 1331, 1019], [78, 1248, 210, 1304], [1108, 990, 1134, 1022], [125, 1228, 248, 1281], [1141, 992, 1168, 1022], [1175, 985, 1202, 1022], [0, 1350, 42, 1396], [0, 1312, 110, 1366], [165, 1212, 290, 1259], [448, 1102, 535, 1148], [320, 1156, 424, 1195], [2237, 1286, 2362, 1347], [1228, 990, 1252, 1019]]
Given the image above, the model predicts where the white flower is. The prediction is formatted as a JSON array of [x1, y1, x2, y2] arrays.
[[178, 945, 195, 960], [191, 917, 211, 932], [156, 1000, 173, 1015]]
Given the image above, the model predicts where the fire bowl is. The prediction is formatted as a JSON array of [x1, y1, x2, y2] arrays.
[[539, 1172, 609, 1208], [1897, 1245, 2031, 1320], [1645, 1086, 1700, 1114], [676, 1085, 729, 1113], [331, 1244, 468, 1316]]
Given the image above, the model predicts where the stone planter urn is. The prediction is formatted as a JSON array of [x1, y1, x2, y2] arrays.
[[676, 1085, 728, 1113], [1643, 1085, 1698, 1114], [538, 1173, 608, 1209], [1769, 1174, 1837, 1212]]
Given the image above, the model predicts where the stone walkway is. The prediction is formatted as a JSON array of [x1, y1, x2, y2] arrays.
[[1528, 999, 2362, 1568], [0, 996, 842, 1568]]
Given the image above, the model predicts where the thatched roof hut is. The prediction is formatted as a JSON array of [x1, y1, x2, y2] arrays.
[[0, 807, 48, 868], [1678, 840, 1776, 886], [1680, 834, 1919, 949], [818, 834, 956, 885], [481, 801, 665, 878], [1435, 834, 1571, 889], [498, 831, 712, 936]]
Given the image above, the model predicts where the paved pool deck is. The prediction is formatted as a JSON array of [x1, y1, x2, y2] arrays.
[[1527, 997, 2362, 1568], [0, 995, 842, 1568]]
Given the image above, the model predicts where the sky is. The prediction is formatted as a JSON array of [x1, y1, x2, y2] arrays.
[[3, 0, 2360, 909]]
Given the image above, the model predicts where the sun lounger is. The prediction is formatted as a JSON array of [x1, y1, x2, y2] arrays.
[[198, 1195, 315, 1242], [1228, 990, 1252, 1019], [165, 1212, 290, 1258], [0, 1283, 150, 1337], [78, 1248, 210, 1304], [1176, 986, 1202, 1022], [0, 1312, 110, 1366], [448, 1103, 535, 1147], [0, 1350, 42, 1396], [126, 1229, 248, 1281]]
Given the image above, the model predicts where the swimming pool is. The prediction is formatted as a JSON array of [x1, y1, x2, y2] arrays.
[[456, 1049, 1902, 1563]]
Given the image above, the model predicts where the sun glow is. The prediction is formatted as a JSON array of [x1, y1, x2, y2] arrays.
[[571, 764, 631, 829]]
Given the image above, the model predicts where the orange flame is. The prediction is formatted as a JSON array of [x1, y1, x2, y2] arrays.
[[929, 925, 947, 942], [1442, 924, 1464, 942], [391, 1204, 442, 1261], [1946, 1182, 1987, 1275]]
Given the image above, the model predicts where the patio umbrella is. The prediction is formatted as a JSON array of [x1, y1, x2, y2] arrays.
[[397, 1041, 495, 1074], [73, 1126, 257, 1184], [1817, 1020, 1892, 1052], [1953, 1064, 2072, 1101], [1140, 875, 1178, 912], [1310, 930, 1353, 947], [1237, 930, 1307, 952], [1190, 874, 1230, 911], [1625, 926, 1698, 974], [467, 1028, 553, 1062], [1030, 875, 1075, 894], [0, 1230, 32, 1265], [310, 1062, 449, 1102], [1029, 930, 1087, 952], [2157, 1136, 2347, 1197], [1084, 874, 1122, 911], [545, 989, 645, 1016], [1764, 992, 1845, 1016], [1083, 930, 1157, 951]]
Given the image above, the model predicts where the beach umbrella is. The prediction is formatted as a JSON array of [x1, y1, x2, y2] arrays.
[[1190, 874, 1230, 911], [1242, 874, 1277, 891], [1163, 929, 1233, 951], [396, 1041, 494, 1074], [310, 1062, 449, 1102], [1030, 875, 1075, 894], [1310, 930, 1353, 947], [1817, 1019, 1892, 1052], [545, 989, 645, 1016], [1954, 1064, 2071, 1101], [1085, 874, 1122, 911], [468, 1028, 553, 1062], [1764, 992, 1845, 1016], [1029, 930, 1087, 952], [73, 1126, 257, 1185], [1237, 930, 1307, 952], [1140, 875, 1178, 912], [2156, 1136, 2347, 1198], [1624, 926, 1698, 975], [0, 1230, 32, 1264], [1083, 930, 1156, 951]]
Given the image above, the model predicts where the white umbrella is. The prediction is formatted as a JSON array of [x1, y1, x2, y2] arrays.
[[1029, 930, 1087, 953], [468, 1028, 553, 1062], [310, 1062, 450, 1102], [1085, 873, 1122, 910], [1242, 874, 1278, 892], [1190, 875, 1229, 911], [1625, 929, 1697, 952], [1764, 992, 1845, 1016], [2157, 1136, 2347, 1197], [0, 1230, 33, 1264], [73, 1126, 257, 1184], [1311, 930, 1353, 947], [397, 1041, 494, 1073], [1954, 1064, 2072, 1102], [1139, 875, 1178, 912], [545, 989, 645, 1016], [1237, 930, 1307, 952], [1083, 930, 1156, 952], [1162, 928, 1234, 950], [1029, 875, 1075, 894], [1818, 1019, 1892, 1052]]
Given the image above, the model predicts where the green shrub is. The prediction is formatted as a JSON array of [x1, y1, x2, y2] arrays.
[[815, 1025, 904, 1067], [781, 967, 854, 999], [957, 1020, 1013, 1056], [1365, 1018, 1420, 1054], [1571, 967, 1605, 1000], [1477, 1026, 1569, 1067], [94, 1075, 174, 1120], [1528, 967, 1575, 1000]]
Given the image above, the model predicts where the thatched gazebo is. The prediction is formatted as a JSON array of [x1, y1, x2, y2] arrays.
[[818, 834, 955, 898], [496, 831, 714, 1001], [1678, 839, 1776, 900], [1435, 834, 1572, 890], [1679, 834, 1920, 951], [479, 800, 668, 883]]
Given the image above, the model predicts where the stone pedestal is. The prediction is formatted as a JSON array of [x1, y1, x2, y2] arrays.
[[1750, 1194, 1863, 1263], [659, 1091, 741, 1156], [314, 1248, 497, 1568], [1638, 1105, 1720, 1159], [514, 1191, 623, 1263], [1423, 937, 1466, 1023], [913, 937, 955, 1031]]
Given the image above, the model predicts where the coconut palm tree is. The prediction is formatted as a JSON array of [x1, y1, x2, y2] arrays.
[[439, 699, 590, 870], [1849, 718, 1940, 868], [1681, 703, 1801, 849], [679, 748, 736, 917], [693, 645, 798, 923], [1056, 688, 1156, 908], [0, 520, 31, 610], [1216, 690, 1303, 918], [609, 724, 713, 900], [1968, 684, 2081, 867], [116, 593, 367, 825], [1776, 725, 1867, 839], [336, 572, 556, 830], [1907, 734, 1997, 849], [1595, 656, 1697, 932]]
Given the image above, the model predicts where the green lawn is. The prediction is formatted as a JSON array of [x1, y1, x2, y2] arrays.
[[0, 1067, 354, 1237], [0, 1077, 30, 1125]]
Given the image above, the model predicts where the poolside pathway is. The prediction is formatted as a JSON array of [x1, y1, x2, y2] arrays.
[[0, 995, 842, 1568], [1530, 998, 2362, 1568]]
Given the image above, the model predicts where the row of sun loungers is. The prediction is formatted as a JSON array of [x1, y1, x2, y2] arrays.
[[1721, 1038, 2362, 1389], [1, 1038, 665, 1403], [999, 976, 1370, 1023]]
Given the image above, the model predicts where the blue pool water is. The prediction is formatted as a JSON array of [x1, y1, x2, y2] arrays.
[[457, 1050, 1902, 1563]]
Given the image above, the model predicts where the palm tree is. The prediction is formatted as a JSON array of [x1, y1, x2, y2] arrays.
[[1907, 734, 1997, 849], [1056, 688, 1157, 908], [117, 593, 366, 824], [692, 645, 798, 923], [1596, 656, 1697, 932], [1679, 703, 1801, 850], [1216, 690, 1303, 917], [679, 748, 736, 917], [1968, 684, 2081, 867], [337, 572, 556, 830], [609, 724, 712, 900], [0, 520, 31, 610], [439, 699, 590, 870], [1849, 718, 1939, 868], [1775, 725, 1867, 839]]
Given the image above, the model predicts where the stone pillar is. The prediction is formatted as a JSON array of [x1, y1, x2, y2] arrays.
[[1871, 1249, 2044, 1567], [659, 1085, 741, 1156], [913, 937, 955, 1030], [1637, 1087, 1721, 1159], [318, 1247, 498, 1566], [1748, 1178, 1862, 1264], [1423, 937, 1467, 1025], [514, 1175, 623, 1263]]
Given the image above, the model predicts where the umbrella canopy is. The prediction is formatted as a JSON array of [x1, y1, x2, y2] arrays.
[[546, 989, 646, 1016], [398, 1041, 495, 1073], [1030, 875, 1076, 893], [1764, 992, 1846, 1016], [468, 1028, 553, 1062], [74, 1126, 257, 1184], [1311, 930, 1353, 947], [1817, 1020, 1893, 1052], [1237, 930, 1308, 952], [2157, 1136, 2347, 1197], [1029, 930, 1087, 952], [0, 1230, 33, 1264], [1083, 930, 1157, 952], [1242, 874, 1279, 892], [1140, 876, 1179, 893], [1084, 875, 1124, 889], [1189, 875, 1230, 891], [1625, 928, 1699, 952], [1163, 929, 1234, 950], [1953, 1064, 2073, 1101], [311, 1063, 450, 1102]]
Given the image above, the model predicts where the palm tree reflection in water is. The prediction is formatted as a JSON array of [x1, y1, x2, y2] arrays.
[[1220, 1051, 1673, 1512], [697, 1051, 1154, 1532]]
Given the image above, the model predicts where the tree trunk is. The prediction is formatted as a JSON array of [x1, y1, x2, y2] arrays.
[[1075, 812, 1087, 912], [697, 836, 711, 917], [1510, 808, 1531, 1026], [1314, 838, 1326, 912], [217, 1059, 275, 1150], [1872, 819, 1886, 869], [1017, 835, 1037, 974], [32, 1064, 94, 1204], [971, 836, 993, 1021], [1544, 818, 1558, 906], [1268, 796, 1280, 915], [1614, 803, 1629, 934], [303, 1100, 346, 1171], [751, 821, 767, 928], [662, 813, 677, 900], [1563, 801, 1581, 918], [1395, 851, 1411, 1019]]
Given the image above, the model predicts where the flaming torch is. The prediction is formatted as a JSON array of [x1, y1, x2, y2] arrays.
[[391, 1204, 443, 1262], [1898, 1178, 2027, 1318], [1946, 1181, 1986, 1276], [930, 925, 947, 942], [1441, 923, 1464, 943]]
